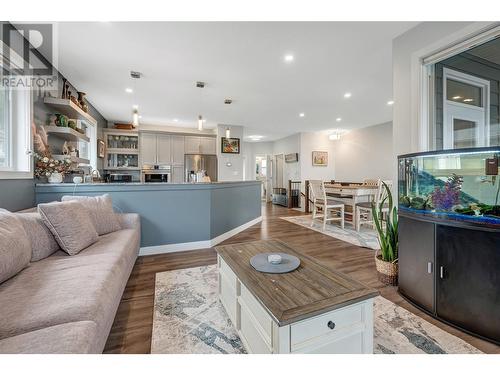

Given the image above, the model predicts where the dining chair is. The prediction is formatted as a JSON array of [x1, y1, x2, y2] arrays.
[[355, 179, 392, 231], [309, 180, 345, 230]]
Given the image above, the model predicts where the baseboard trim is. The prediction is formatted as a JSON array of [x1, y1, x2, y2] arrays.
[[139, 216, 262, 256]]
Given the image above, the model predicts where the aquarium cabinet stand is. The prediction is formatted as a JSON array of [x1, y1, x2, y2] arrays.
[[398, 212, 500, 345]]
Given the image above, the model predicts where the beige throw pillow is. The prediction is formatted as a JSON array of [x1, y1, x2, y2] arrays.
[[38, 201, 98, 256], [15, 212, 60, 261], [0, 210, 32, 283], [61, 194, 121, 235]]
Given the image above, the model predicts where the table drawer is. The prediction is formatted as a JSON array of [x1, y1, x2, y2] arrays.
[[239, 283, 273, 344], [290, 302, 364, 347], [298, 331, 364, 354]]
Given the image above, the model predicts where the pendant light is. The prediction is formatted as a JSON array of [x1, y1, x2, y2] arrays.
[[196, 81, 205, 131], [132, 107, 139, 127], [225, 126, 231, 138]]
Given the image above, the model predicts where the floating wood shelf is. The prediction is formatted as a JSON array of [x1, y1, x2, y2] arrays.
[[43, 126, 90, 143], [43, 97, 97, 125], [52, 155, 90, 164]]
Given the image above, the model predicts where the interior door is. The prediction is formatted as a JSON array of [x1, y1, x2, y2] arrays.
[[436, 224, 500, 343]]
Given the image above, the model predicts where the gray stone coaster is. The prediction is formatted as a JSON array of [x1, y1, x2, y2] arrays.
[[249, 252, 300, 274]]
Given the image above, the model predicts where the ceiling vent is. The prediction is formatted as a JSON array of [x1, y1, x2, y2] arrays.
[[196, 81, 205, 88], [224, 99, 233, 105], [130, 71, 142, 79]]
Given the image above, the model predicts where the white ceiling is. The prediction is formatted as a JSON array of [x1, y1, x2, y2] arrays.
[[56, 22, 417, 141]]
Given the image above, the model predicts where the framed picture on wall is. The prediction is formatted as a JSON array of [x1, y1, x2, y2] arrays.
[[312, 151, 328, 166], [97, 139, 105, 158], [221, 137, 240, 154]]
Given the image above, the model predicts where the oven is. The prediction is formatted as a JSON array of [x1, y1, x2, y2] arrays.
[[142, 165, 171, 183], [105, 173, 133, 183]]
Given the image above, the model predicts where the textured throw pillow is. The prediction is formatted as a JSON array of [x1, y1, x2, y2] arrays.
[[61, 194, 121, 235], [15, 212, 60, 261], [0, 210, 32, 283], [38, 201, 98, 256]]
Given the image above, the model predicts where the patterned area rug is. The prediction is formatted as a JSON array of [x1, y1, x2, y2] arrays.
[[281, 215, 380, 250], [151, 265, 481, 354]]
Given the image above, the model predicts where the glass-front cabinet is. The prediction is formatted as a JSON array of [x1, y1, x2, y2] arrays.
[[398, 147, 500, 228], [103, 130, 140, 171]]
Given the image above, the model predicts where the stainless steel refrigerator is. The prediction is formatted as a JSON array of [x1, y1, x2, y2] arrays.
[[184, 154, 218, 182]]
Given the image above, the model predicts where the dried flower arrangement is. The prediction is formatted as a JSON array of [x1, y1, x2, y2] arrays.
[[31, 123, 72, 178]]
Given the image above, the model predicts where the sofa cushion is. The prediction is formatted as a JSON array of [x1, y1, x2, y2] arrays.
[[15, 212, 60, 262], [0, 227, 139, 351], [0, 321, 99, 354], [0, 210, 31, 283], [38, 200, 98, 255], [61, 194, 121, 235]]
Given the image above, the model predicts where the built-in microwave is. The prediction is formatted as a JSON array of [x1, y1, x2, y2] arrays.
[[142, 165, 171, 183], [105, 173, 133, 183]]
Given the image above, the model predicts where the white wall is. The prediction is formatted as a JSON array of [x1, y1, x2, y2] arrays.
[[242, 141, 274, 181], [299, 132, 336, 183], [217, 124, 244, 181], [334, 122, 393, 182]]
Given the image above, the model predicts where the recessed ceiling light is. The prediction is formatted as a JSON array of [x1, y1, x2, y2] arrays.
[[173, 118, 179, 122], [284, 54, 294, 63], [125, 88, 133, 93], [299, 113, 305, 117], [132, 104, 138, 109], [387, 100, 394, 106], [463, 98, 474, 102], [138, 115, 142, 119], [336, 117, 342, 122], [452, 95, 462, 100], [248, 135, 263, 141], [343, 92, 352, 99]]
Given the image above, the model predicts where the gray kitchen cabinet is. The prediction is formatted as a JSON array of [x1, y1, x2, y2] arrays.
[[172, 165, 185, 183], [140, 133, 157, 165], [184, 136, 201, 154], [156, 135, 172, 164], [200, 136, 216, 154], [172, 135, 185, 165]]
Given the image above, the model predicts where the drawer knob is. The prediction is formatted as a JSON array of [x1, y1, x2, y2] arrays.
[[327, 321, 336, 330]]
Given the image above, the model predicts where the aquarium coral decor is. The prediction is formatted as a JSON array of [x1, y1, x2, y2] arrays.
[[430, 173, 463, 211]]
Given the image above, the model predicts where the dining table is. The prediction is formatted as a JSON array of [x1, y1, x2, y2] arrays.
[[324, 183, 379, 229]]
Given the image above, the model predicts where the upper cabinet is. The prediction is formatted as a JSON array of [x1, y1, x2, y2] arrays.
[[140, 133, 158, 165], [200, 137, 216, 154], [157, 134, 172, 164], [184, 136, 216, 154], [171, 135, 185, 165]]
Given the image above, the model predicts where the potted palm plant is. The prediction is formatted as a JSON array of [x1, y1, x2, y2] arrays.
[[371, 181, 398, 286]]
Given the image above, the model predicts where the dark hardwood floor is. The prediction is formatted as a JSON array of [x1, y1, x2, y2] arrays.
[[103, 203, 500, 354]]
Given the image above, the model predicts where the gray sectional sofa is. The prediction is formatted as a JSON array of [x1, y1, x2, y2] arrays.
[[0, 211, 140, 354]]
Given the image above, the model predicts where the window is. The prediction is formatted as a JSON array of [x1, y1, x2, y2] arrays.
[[426, 35, 500, 151], [0, 87, 32, 179]]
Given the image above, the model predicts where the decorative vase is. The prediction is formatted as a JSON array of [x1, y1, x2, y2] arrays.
[[48, 172, 63, 184], [77, 92, 88, 112], [375, 253, 398, 286]]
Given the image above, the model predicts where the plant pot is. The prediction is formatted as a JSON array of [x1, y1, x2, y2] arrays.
[[48, 172, 63, 184], [375, 254, 398, 286]]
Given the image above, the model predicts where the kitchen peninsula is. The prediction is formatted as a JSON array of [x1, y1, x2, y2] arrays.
[[35, 181, 262, 254]]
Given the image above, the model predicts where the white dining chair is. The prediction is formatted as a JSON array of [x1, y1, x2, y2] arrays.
[[309, 180, 345, 230], [355, 179, 392, 231]]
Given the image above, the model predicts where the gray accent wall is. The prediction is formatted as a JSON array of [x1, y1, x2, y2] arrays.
[[35, 181, 262, 247], [0, 179, 35, 211]]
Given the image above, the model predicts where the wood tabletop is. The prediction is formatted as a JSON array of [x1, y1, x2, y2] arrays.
[[215, 239, 379, 326]]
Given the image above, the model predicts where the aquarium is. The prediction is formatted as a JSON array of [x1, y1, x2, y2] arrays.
[[398, 147, 500, 228]]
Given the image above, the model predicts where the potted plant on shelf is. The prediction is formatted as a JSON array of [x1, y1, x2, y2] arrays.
[[371, 181, 399, 286]]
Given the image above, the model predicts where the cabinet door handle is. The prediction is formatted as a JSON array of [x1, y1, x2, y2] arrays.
[[327, 321, 336, 330], [440, 266, 444, 279], [427, 262, 433, 274]]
